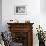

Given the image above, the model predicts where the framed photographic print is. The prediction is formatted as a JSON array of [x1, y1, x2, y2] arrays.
[[14, 5, 27, 15]]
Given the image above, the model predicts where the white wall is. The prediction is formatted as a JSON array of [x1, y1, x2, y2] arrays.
[[40, 0, 46, 31], [2, 0, 40, 30], [40, 0, 46, 13], [0, 0, 2, 32]]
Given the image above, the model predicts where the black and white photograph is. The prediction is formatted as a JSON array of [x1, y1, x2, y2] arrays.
[[14, 6, 26, 15]]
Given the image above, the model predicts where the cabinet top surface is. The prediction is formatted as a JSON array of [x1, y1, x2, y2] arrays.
[[7, 23, 34, 26]]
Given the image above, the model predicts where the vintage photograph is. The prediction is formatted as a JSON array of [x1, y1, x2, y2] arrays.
[[14, 6, 26, 15]]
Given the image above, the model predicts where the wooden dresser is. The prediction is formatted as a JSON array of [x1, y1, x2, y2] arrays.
[[7, 23, 34, 46]]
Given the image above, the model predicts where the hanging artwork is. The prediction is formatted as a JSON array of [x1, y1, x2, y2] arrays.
[[14, 5, 27, 15]]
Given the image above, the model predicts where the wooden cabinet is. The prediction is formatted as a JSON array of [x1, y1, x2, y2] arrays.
[[7, 23, 34, 46]]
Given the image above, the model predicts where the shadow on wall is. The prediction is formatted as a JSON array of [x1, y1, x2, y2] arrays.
[[0, 0, 2, 32], [40, 0, 46, 14]]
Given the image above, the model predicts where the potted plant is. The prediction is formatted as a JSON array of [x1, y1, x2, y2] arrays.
[[36, 25, 45, 46]]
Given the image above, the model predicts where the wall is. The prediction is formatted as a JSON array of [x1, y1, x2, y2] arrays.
[[0, 0, 2, 32], [2, 0, 40, 30], [40, 0, 46, 13], [2, 0, 46, 46], [40, 0, 46, 31]]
